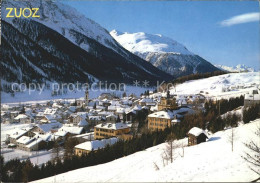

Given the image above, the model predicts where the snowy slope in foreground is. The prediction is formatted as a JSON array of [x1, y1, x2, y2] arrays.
[[172, 72, 259, 99], [215, 64, 257, 72], [34, 119, 260, 182]]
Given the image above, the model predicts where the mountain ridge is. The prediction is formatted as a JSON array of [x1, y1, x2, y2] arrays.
[[110, 30, 220, 77]]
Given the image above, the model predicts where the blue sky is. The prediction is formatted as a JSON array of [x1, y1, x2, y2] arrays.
[[64, 1, 259, 70]]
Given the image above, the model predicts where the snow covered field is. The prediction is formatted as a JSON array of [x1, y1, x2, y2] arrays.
[[33, 119, 260, 182], [172, 72, 259, 99]]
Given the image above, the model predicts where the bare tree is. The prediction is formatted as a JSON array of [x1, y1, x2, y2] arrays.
[[162, 133, 177, 164], [243, 125, 260, 179], [227, 127, 237, 152]]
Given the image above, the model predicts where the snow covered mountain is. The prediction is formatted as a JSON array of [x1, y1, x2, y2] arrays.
[[1, 0, 171, 90], [214, 64, 257, 73], [110, 30, 219, 77]]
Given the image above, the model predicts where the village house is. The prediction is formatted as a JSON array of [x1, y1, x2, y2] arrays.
[[7, 129, 31, 145], [98, 93, 114, 100], [94, 122, 130, 140], [187, 127, 208, 146], [14, 114, 32, 123], [76, 98, 85, 107], [10, 111, 20, 122], [74, 137, 118, 156], [25, 138, 47, 151], [148, 110, 175, 131], [138, 98, 156, 107], [31, 122, 62, 134], [105, 114, 118, 123], [68, 114, 82, 126], [73, 132, 95, 143], [88, 115, 105, 127], [16, 136, 36, 151]]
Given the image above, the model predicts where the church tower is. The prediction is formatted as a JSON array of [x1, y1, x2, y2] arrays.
[[85, 87, 89, 106]]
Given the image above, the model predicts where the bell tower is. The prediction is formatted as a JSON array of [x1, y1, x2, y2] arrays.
[[85, 86, 89, 106]]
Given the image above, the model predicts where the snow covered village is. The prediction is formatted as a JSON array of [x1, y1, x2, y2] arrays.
[[1, 0, 260, 182]]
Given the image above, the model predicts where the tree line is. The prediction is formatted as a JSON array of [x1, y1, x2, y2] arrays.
[[172, 71, 228, 85]]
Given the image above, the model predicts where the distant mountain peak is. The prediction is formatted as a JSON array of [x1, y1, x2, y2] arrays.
[[214, 64, 256, 72], [110, 30, 194, 55], [110, 30, 219, 76]]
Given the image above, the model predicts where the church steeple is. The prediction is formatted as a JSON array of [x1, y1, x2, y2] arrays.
[[167, 90, 170, 98], [85, 87, 89, 106]]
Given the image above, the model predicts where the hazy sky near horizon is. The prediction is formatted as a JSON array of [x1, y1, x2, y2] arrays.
[[64, 1, 259, 70]]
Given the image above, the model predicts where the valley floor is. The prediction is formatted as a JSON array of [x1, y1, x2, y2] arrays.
[[33, 119, 260, 182]]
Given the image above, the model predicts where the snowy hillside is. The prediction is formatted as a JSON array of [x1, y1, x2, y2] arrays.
[[110, 30, 194, 55], [170, 72, 260, 99], [215, 64, 257, 73], [110, 30, 219, 76], [34, 119, 260, 182], [3, 1, 119, 53]]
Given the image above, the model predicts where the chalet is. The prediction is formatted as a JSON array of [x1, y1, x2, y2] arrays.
[[138, 98, 156, 107], [88, 115, 105, 127], [187, 127, 208, 146], [98, 111, 114, 118], [76, 98, 85, 107], [115, 107, 131, 120], [25, 138, 47, 151], [58, 125, 85, 136], [10, 111, 20, 120], [105, 114, 118, 123], [94, 122, 130, 140], [40, 114, 61, 123], [44, 108, 61, 115], [77, 118, 89, 129], [31, 122, 62, 134], [98, 93, 114, 100], [68, 114, 82, 126], [73, 132, 94, 143], [7, 129, 31, 144], [101, 99, 111, 109], [53, 130, 71, 144], [15, 135, 48, 151], [74, 137, 118, 156], [14, 114, 32, 123], [125, 110, 135, 122]]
